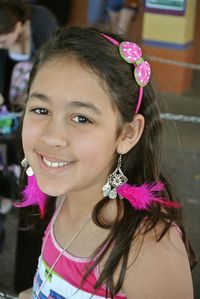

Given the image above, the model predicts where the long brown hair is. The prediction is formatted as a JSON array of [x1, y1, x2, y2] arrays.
[[23, 26, 197, 298]]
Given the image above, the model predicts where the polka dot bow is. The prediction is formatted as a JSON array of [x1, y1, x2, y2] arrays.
[[119, 42, 151, 87]]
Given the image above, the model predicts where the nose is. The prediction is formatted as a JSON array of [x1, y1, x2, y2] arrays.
[[40, 118, 68, 148]]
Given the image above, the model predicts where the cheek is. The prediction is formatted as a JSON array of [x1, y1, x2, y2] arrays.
[[22, 122, 32, 155], [22, 118, 40, 153], [74, 131, 117, 165]]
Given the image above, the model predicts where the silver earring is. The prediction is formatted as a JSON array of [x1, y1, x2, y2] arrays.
[[21, 157, 34, 176], [26, 166, 34, 176], [102, 155, 128, 199], [21, 157, 28, 168]]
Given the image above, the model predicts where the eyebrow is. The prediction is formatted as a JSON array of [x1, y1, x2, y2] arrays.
[[28, 92, 102, 115], [28, 93, 48, 102]]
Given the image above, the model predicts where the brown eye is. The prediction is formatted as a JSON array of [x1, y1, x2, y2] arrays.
[[72, 115, 91, 124], [31, 108, 49, 115]]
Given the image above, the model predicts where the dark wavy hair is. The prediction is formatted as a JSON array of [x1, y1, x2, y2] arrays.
[[0, 0, 30, 34], [21, 26, 196, 297]]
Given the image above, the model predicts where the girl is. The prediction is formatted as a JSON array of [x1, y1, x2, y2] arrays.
[[17, 26, 195, 298]]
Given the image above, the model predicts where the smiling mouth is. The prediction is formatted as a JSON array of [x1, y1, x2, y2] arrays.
[[42, 156, 72, 168]]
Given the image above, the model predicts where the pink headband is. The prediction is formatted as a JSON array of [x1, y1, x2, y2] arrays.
[[101, 34, 151, 114]]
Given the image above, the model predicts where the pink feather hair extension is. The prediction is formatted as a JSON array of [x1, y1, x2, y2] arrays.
[[13, 175, 48, 218], [117, 182, 180, 210]]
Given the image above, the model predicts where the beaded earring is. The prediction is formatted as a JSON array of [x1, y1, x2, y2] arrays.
[[102, 155, 180, 210], [102, 155, 127, 199]]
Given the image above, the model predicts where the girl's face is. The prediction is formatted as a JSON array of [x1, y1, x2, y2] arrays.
[[22, 59, 122, 199]]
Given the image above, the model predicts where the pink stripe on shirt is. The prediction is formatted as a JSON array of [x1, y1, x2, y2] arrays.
[[42, 223, 126, 298]]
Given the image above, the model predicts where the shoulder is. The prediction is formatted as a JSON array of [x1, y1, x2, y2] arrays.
[[18, 288, 33, 299], [123, 222, 193, 299]]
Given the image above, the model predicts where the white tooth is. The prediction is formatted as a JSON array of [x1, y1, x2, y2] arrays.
[[51, 162, 59, 168], [43, 157, 69, 168], [43, 157, 51, 167]]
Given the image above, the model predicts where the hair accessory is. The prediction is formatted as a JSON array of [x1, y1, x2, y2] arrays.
[[101, 33, 151, 113], [14, 157, 48, 218], [102, 155, 127, 199], [117, 182, 180, 210], [119, 42, 151, 87]]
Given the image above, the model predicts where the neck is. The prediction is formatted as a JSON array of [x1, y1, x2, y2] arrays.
[[58, 177, 108, 218], [61, 189, 102, 220], [59, 189, 119, 226]]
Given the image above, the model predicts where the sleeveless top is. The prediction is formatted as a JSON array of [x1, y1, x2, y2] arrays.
[[32, 216, 127, 299], [32, 203, 182, 299]]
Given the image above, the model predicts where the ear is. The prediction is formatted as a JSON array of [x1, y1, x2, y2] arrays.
[[116, 114, 145, 154]]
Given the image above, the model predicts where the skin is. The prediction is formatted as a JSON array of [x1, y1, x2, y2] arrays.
[[0, 21, 23, 49], [20, 58, 193, 298], [123, 223, 194, 298], [22, 59, 144, 210]]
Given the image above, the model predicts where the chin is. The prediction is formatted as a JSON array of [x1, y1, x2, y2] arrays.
[[42, 188, 64, 197], [36, 177, 66, 197], [37, 181, 65, 198]]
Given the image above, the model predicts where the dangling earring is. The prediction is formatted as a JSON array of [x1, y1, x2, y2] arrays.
[[102, 155, 180, 210], [14, 157, 48, 218], [21, 157, 28, 168], [21, 157, 34, 176], [102, 154, 128, 199]]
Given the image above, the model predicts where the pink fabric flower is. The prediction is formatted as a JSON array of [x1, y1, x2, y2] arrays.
[[119, 42, 151, 87]]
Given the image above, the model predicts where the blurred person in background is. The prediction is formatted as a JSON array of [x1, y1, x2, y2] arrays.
[[107, 0, 139, 35], [33, 0, 72, 26], [0, 0, 58, 110], [87, 0, 108, 28]]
